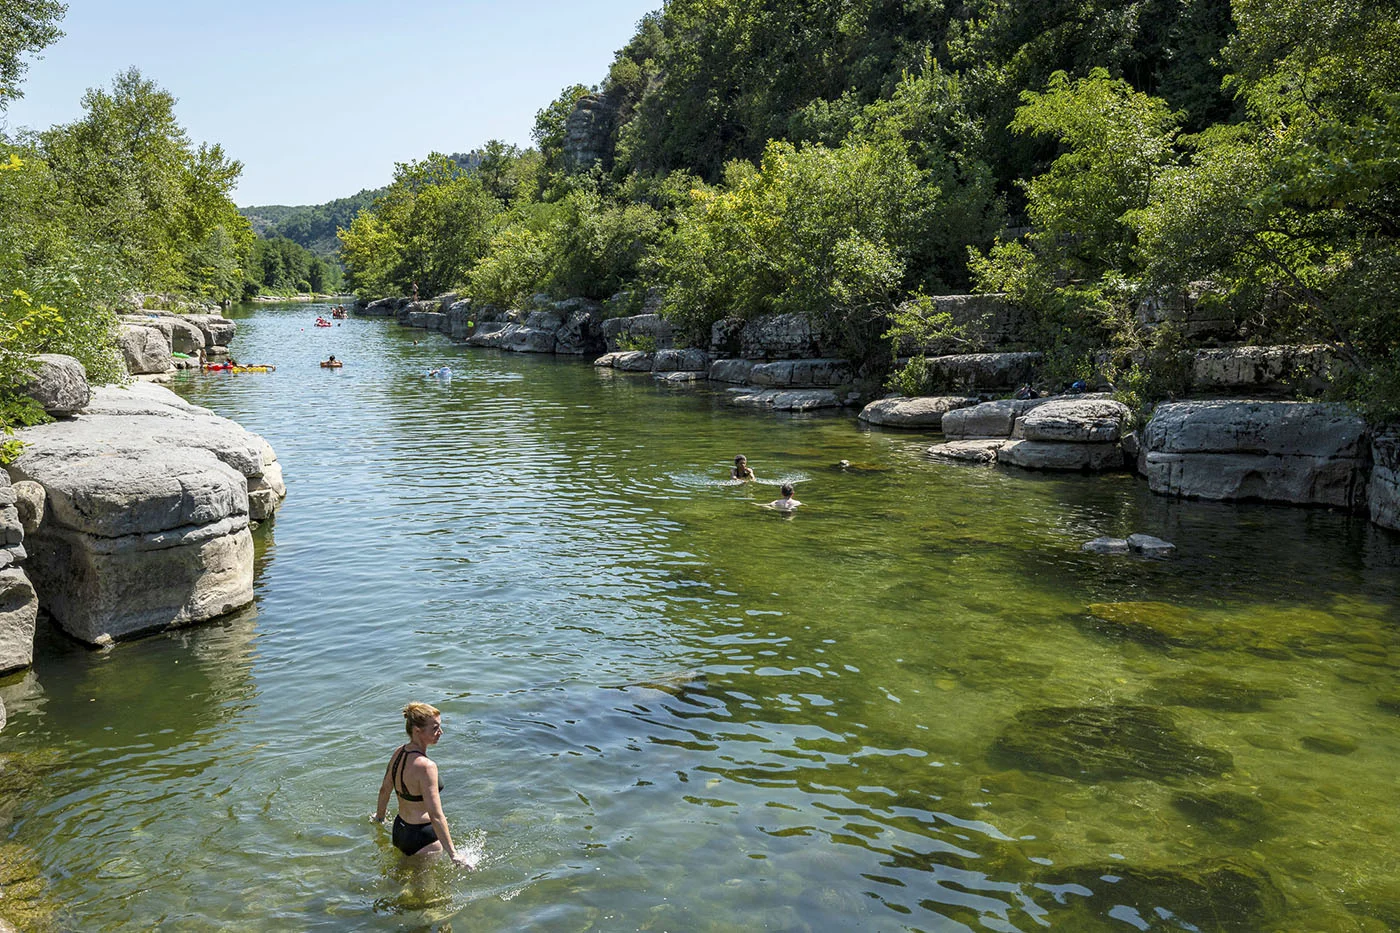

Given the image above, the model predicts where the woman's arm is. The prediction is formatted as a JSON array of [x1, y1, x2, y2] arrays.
[[420, 760, 471, 867], [372, 754, 394, 823]]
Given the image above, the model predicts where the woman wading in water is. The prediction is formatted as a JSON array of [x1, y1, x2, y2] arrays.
[[373, 702, 474, 867]]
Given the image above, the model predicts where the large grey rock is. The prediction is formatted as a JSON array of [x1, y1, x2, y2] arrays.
[[998, 440, 1125, 471], [613, 351, 656, 372], [11, 481, 44, 536], [653, 348, 710, 373], [1142, 401, 1368, 508], [446, 300, 475, 339], [858, 396, 978, 429], [727, 387, 843, 411], [738, 314, 831, 360], [1018, 399, 1131, 443], [404, 311, 447, 331], [1370, 428, 1400, 532], [118, 324, 174, 375], [601, 313, 675, 351], [1144, 400, 1367, 458], [8, 383, 281, 644], [1127, 533, 1176, 558], [1082, 536, 1132, 555], [185, 314, 237, 347], [0, 568, 38, 674], [1187, 345, 1334, 396], [395, 299, 440, 325], [920, 352, 1043, 391], [553, 304, 605, 356], [749, 358, 852, 387], [654, 370, 707, 384], [942, 398, 1051, 438], [247, 437, 287, 523], [926, 440, 1005, 463], [1135, 285, 1242, 341], [20, 354, 91, 416], [121, 310, 208, 354], [358, 297, 404, 317], [467, 320, 557, 353], [708, 359, 757, 384]]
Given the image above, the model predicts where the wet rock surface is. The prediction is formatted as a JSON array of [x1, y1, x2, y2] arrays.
[[926, 439, 1005, 463], [1030, 859, 1284, 932], [988, 704, 1233, 780], [1144, 671, 1294, 712], [858, 395, 978, 428]]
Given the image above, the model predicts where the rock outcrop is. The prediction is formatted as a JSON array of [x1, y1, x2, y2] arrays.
[[1368, 428, 1399, 531], [942, 398, 1051, 438], [7, 382, 285, 645], [118, 324, 174, 375], [20, 354, 91, 415], [858, 396, 978, 429], [918, 352, 1043, 392], [996, 399, 1131, 471], [0, 473, 38, 675], [1142, 400, 1369, 508], [563, 92, 619, 171], [602, 313, 675, 352], [1187, 345, 1334, 396]]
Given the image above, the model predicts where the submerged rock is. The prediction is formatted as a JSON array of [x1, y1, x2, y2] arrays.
[[1082, 536, 1131, 555], [1127, 533, 1176, 558], [1032, 859, 1284, 932], [1145, 671, 1294, 712], [988, 704, 1232, 781], [1300, 732, 1358, 755], [1085, 601, 1215, 647], [1171, 789, 1271, 840]]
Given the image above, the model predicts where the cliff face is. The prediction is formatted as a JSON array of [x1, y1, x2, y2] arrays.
[[563, 92, 620, 172]]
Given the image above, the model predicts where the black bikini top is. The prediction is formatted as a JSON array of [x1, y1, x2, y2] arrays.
[[391, 745, 443, 802]]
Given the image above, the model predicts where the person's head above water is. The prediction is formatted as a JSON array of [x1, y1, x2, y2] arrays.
[[402, 701, 441, 737], [780, 483, 794, 497], [734, 455, 747, 467], [328, 355, 336, 362]]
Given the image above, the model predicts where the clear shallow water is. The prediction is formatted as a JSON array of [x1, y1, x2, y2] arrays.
[[3, 302, 1400, 931]]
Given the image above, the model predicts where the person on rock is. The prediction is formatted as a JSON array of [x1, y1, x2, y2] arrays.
[[373, 702, 475, 867], [731, 455, 755, 481], [768, 483, 802, 510]]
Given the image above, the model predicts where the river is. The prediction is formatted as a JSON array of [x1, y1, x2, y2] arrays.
[[3, 301, 1399, 931]]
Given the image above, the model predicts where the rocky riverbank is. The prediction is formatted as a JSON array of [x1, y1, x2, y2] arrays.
[[369, 290, 1400, 535], [1, 316, 287, 716]]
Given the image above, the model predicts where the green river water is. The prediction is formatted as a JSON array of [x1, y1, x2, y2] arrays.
[[2, 301, 1399, 931]]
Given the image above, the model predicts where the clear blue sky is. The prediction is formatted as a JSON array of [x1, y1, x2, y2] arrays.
[[1, 0, 660, 206]]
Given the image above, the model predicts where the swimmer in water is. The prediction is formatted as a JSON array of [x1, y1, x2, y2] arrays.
[[768, 483, 802, 510], [732, 455, 755, 481], [373, 702, 474, 867]]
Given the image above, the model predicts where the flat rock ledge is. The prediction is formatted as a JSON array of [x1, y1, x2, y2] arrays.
[[858, 396, 978, 429], [5, 382, 286, 647], [1142, 400, 1368, 508]]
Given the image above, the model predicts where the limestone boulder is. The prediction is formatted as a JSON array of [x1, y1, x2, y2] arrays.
[[359, 297, 403, 317], [0, 569, 38, 674], [749, 358, 852, 388], [20, 354, 90, 416], [920, 352, 1042, 392], [1018, 398, 1131, 443], [11, 482, 44, 536], [1082, 536, 1131, 555], [8, 383, 279, 644], [942, 398, 1050, 439], [467, 320, 557, 353], [895, 293, 1037, 355], [738, 314, 831, 360], [727, 387, 843, 412], [247, 437, 287, 523], [121, 311, 208, 354], [601, 313, 675, 352], [858, 396, 978, 429], [118, 324, 174, 375], [404, 310, 446, 331], [927, 440, 1005, 464], [653, 348, 710, 373], [446, 300, 475, 339], [553, 304, 606, 356], [708, 359, 756, 384], [998, 440, 1125, 471], [654, 371, 707, 384], [1142, 401, 1368, 508], [1187, 345, 1334, 396], [1370, 428, 1400, 532], [185, 314, 237, 348], [613, 351, 656, 372]]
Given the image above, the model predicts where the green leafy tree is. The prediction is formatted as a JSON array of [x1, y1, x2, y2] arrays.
[[0, 0, 65, 109]]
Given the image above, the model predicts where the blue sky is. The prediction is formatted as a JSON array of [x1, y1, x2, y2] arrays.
[[1, 1, 660, 206]]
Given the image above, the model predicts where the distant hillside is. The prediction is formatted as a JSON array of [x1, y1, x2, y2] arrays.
[[240, 188, 383, 257]]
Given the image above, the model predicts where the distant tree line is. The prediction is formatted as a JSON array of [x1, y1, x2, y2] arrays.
[[336, 0, 1399, 419]]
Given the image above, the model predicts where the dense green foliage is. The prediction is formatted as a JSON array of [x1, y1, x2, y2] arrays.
[[334, 0, 1396, 415], [243, 236, 342, 297], [240, 188, 380, 257], [2, 47, 256, 455], [0, 0, 64, 108]]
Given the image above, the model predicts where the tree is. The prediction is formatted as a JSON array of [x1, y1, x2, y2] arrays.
[[0, 0, 65, 109]]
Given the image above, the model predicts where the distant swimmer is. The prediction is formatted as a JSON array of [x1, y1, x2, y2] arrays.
[[768, 483, 802, 511], [373, 702, 475, 867], [427, 366, 452, 377], [732, 455, 755, 481], [321, 355, 343, 369]]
